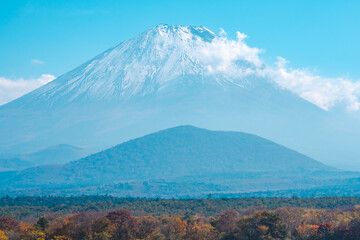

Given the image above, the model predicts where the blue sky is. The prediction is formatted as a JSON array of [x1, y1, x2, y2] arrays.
[[1, 0, 360, 105], [1, 0, 360, 78]]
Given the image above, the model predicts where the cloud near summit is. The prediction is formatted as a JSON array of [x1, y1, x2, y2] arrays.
[[2, 28, 360, 111], [196, 31, 263, 78], [197, 29, 360, 111]]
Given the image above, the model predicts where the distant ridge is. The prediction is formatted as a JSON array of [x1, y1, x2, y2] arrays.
[[0, 157, 34, 171], [1, 125, 352, 197], [20, 144, 89, 165]]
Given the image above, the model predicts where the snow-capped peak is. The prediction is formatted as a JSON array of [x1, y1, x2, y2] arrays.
[[26, 25, 263, 105], [154, 24, 216, 42]]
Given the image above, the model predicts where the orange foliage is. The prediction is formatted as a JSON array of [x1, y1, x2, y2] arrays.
[[18, 222, 34, 233], [21, 230, 46, 240], [295, 222, 319, 238], [52, 236, 71, 240], [186, 222, 216, 240], [309, 224, 319, 230], [0, 230, 8, 240], [161, 216, 187, 239]]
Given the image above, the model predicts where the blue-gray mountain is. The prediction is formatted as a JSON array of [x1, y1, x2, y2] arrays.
[[19, 144, 90, 165], [1, 126, 358, 197], [0, 158, 34, 171], [0, 144, 89, 169], [1, 25, 360, 169]]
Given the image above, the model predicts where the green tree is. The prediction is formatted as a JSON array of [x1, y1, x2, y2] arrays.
[[36, 216, 49, 231], [237, 211, 288, 240]]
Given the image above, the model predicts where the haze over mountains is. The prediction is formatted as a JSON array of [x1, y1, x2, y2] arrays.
[[2, 126, 358, 197], [19, 144, 89, 165], [0, 144, 89, 171], [1, 24, 359, 169], [1, 24, 360, 196], [0, 158, 33, 171]]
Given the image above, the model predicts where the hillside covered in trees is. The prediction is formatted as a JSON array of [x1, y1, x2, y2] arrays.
[[2, 126, 360, 198]]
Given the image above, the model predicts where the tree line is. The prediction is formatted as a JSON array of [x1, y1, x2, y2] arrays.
[[1, 196, 360, 220], [2, 206, 360, 239]]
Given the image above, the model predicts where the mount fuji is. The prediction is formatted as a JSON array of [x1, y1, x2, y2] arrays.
[[0, 24, 359, 168]]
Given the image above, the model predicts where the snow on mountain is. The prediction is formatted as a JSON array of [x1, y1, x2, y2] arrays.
[[15, 25, 264, 107], [1, 25, 360, 169]]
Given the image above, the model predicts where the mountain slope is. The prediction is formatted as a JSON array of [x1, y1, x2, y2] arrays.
[[59, 125, 333, 184], [2, 126, 345, 197], [21, 25, 217, 105], [0, 24, 359, 168], [0, 158, 34, 171], [20, 144, 89, 165]]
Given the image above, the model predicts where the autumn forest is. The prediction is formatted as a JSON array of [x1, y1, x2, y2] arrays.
[[1, 196, 360, 239]]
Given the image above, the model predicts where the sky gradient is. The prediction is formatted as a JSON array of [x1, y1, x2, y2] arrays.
[[1, 0, 360, 105], [1, 0, 360, 77]]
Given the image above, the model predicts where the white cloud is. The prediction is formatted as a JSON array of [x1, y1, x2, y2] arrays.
[[31, 59, 45, 65], [194, 29, 360, 111], [195, 31, 263, 79], [0, 74, 56, 106], [266, 57, 360, 111], [2, 28, 359, 111]]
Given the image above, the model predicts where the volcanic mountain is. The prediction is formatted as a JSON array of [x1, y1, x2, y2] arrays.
[[0, 24, 359, 167]]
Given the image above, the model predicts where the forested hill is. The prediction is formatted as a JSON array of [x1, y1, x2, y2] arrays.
[[59, 125, 334, 183], [2, 126, 358, 197]]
